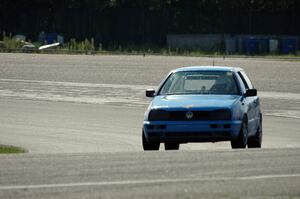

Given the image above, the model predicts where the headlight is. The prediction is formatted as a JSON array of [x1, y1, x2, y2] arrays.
[[211, 109, 231, 120]]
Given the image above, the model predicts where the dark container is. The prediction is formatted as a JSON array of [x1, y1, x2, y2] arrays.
[[244, 37, 258, 55], [46, 33, 58, 44], [258, 38, 269, 54], [281, 37, 297, 54], [225, 37, 237, 54]]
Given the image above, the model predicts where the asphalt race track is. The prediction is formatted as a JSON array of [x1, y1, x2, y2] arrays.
[[0, 53, 299, 198], [0, 149, 299, 199]]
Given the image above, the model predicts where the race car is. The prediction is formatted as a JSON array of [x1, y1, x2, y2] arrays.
[[143, 66, 262, 150]]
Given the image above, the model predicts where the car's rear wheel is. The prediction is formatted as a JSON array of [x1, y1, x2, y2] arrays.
[[248, 117, 262, 148], [164, 143, 180, 150], [231, 117, 248, 149], [142, 131, 160, 151]]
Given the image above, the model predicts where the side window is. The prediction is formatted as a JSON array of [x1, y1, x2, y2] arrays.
[[237, 71, 253, 89], [160, 73, 175, 95]]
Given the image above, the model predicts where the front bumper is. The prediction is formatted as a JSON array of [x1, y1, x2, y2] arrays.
[[143, 120, 242, 143]]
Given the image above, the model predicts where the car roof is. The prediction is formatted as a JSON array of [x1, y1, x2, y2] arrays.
[[172, 66, 243, 73]]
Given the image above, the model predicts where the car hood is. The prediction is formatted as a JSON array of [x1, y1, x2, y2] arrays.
[[151, 95, 241, 110]]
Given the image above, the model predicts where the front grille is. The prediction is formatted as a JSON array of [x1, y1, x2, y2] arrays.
[[148, 109, 231, 121]]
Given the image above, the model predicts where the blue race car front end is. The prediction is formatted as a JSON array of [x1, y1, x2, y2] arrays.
[[143, 95, 243, 144], [143, 108, 242, 143]]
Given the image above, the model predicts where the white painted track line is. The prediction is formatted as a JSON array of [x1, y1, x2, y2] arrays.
[[1, 174, 299, 191]]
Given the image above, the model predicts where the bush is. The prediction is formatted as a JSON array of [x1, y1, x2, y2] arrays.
[[66, 38, 95, 51], [2, 32, 23, 49]]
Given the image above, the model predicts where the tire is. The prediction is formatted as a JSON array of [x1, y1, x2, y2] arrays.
[[248, 116, 262, 148], [164, 143, 180, 150], [142, 131, 160, 151], [231, 117, 248, 149]]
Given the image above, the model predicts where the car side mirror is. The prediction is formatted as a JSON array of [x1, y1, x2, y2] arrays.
[[245, 89, 257, 97], [146, 89, 155, 97]]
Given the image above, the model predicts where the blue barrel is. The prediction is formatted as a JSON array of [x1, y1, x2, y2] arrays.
[[244, 38, 258, 55], [281, 37, 297, 54], [46, 33, 58, 44]]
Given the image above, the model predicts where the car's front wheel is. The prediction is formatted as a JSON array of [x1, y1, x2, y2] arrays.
[[248, 117, 262, 148], [231, 117, 248, 149], [142, 131, 160, 151], [164, 143, 180, 150]]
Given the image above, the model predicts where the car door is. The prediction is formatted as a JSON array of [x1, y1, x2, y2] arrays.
[[237, 71, 260, 136]]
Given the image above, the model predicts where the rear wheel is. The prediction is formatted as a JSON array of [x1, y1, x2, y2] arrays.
[[164, 143, 180, 150], [142, 132, 160, 151], [231, 117, 248, 149]]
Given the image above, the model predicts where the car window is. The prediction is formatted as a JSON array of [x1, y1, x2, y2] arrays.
[[159, 71, 239, 95], [238, 71, 253, 89]]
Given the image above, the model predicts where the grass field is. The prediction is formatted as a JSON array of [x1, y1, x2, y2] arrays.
[[0, 145, 26, 154]]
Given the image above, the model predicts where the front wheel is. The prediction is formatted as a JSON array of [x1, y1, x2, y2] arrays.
[[248, 117, 262, 148], [231, 118, 248, 149], [142, 132, 160, 151]]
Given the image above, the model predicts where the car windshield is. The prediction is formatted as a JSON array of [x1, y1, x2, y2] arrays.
[[159, 71, 239, 95]]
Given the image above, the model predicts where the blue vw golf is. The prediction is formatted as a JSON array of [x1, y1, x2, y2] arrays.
[[143, 66, 262, 150]]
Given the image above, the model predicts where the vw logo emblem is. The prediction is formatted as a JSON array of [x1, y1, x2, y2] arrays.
[[185, 111, 193, 119]]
